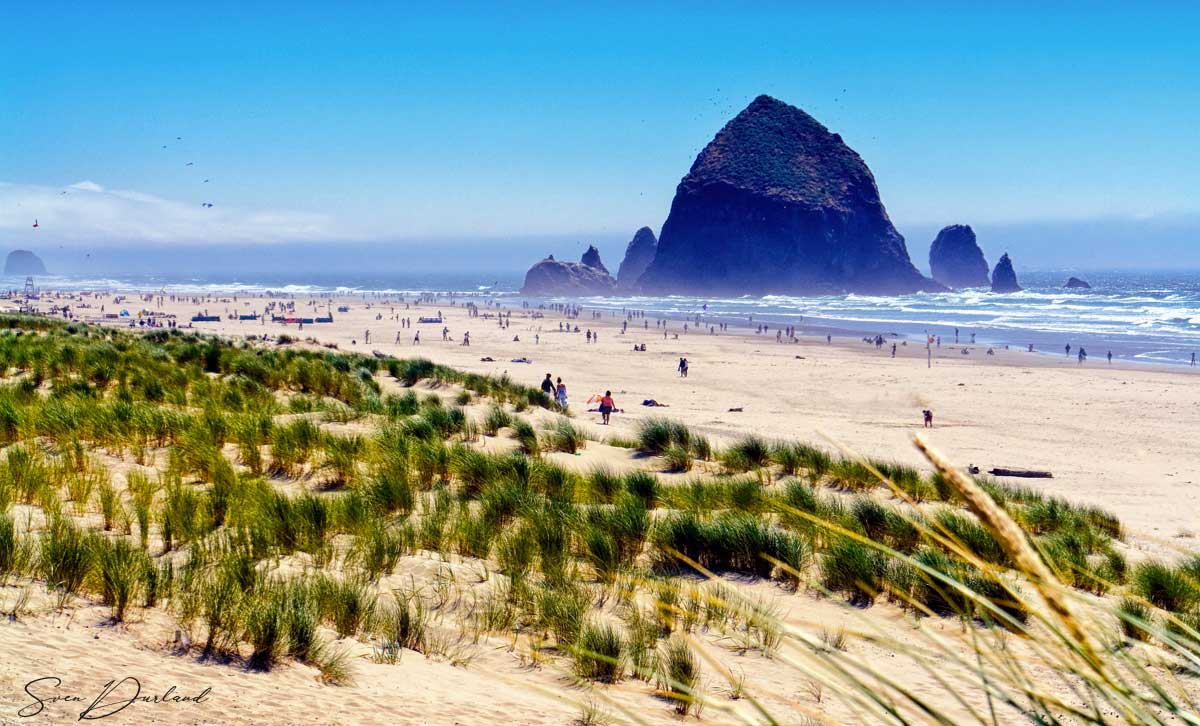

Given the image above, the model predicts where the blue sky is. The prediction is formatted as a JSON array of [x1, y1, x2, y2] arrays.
[[1, 2, 1198, 266]]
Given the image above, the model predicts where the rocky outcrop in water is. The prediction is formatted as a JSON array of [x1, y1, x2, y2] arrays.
[[4, 249, 47, 275], [636, 94, 942, 296], [1064, 276, 1091, 289], [929, 225, 989, 289], [520, 249, 616, 296], [616, 227, 658, 290], [990, 253, 1022, 293], [580, 245, 608, 275]]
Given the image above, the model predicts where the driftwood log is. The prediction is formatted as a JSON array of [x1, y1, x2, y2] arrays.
[[989, 467, 1053, 478]]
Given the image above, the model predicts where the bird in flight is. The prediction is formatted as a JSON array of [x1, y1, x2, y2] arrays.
[[32, 219, 39, 228], [203, 179, 210, 183], [186, 162, 194, 166]]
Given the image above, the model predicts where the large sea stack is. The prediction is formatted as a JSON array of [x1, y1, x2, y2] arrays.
[[637, 95, 942, 295], [615, 227, 658, 290], [990, 253, 1022, 293], [521, 248, 616, 296], [4, 250, 47, 275], [928, 225, 989, 289]]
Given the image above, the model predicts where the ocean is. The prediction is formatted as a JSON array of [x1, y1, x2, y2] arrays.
[[6, 269, 1200, 366]]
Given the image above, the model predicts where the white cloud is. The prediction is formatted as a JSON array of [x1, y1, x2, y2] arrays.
[[0, 181, 346, 246]]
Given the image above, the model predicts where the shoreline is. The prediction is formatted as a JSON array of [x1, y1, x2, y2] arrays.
[[5, 282, 1200, 371]]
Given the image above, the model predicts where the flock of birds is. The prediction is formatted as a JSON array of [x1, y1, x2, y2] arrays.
[[162, 136, 216, 208], [22, 136, 216, 263]]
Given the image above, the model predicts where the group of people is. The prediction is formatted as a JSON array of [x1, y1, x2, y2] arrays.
[[541, 373, 568, 409]]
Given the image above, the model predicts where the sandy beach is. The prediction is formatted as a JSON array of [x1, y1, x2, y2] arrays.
[[1, 288, 1197, 725], [21, 288, 1195, 553]]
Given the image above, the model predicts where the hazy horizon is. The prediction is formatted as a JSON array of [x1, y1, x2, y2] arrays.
[[11, 211, 1200, 280]]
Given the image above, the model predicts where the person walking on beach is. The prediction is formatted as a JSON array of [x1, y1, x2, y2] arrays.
[[1077, 347, 1086, 365], [541, 373, 554, 396], [555, 378, 568, 409], [1192, 352, 1196, 367], [442, 326, 449, 341], [599, 390, 615, 425], [678, 357, 689, 378], [1108, 350, 1113, 364], [462, 331, 470, 346], [1065, 343, 1071, 357], [891, 343, 896, 358], [922, 409, 933, 428]]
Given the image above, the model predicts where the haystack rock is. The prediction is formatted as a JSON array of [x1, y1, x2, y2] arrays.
[[637, 94, 943, 295], [929, 224, 989, 289], [1064, 276, 1091, 289], [4, 249, 47, 275], [616, 227, 658, 290], [520, 249, 616, 296], [990, 253, 1022, 293]]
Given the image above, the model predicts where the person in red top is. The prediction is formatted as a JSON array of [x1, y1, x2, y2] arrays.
[[599, 390, 615, 425]]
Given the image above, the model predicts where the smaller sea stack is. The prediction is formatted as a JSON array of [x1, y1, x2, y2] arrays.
[[1064, 276, 1091, 289], [521, 248, 616, 296], [928, 225, 989, 289], [615, 227, 657, 290], [990, 253, 1022, 293], [580, 245, 608, 275], [4, 249, 47, 275]]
